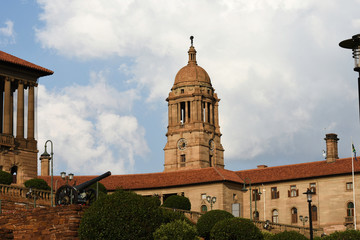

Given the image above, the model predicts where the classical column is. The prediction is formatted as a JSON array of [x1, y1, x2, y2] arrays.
[[0, 82, 3, 133], [16, 81, 24, 138], [3, 77, 11, 134], [27, 85, 35, 140], [185, 101, 188, 123], [210, 103, 213, 124]]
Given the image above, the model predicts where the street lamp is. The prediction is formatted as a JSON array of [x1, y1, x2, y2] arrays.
[[60, 172, 74, 185], [206, 195, 217, 210], [339, 34, 360, 120], [240, 177, 252, 221], [254, 187, 262, 221], [40, 140, 54, 207], [299, 215, 309, 227], [303, 188, 315, 240]]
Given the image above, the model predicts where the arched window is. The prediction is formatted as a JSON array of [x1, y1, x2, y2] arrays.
[[10, 166, 17, 184], [291, 208, 298, 223], [311, 205, 318, 222], [347, 202, 354, 217], [272, 209, 279, 223], [253, 211, 259, 221], [201, 205, 208, 213]]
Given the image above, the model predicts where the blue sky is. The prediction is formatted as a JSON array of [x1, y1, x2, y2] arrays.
[[1, 0, 360, 176]]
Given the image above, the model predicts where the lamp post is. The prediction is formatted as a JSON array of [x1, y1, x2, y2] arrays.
[[40, 140, 54, 207], [299, 215, 309, 227], [206, 195, 217, 210], [339, 34, 360, 120], [60, 172, 74, 204], [303, 188, 314, 240], [240, 177, 252, 221], [254, 187, 262, 221]]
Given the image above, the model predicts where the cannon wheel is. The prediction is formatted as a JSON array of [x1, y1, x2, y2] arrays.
[[85, 188, 97, 205], [55, 185, 78, 206]]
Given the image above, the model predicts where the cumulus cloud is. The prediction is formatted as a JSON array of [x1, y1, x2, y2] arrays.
[[35, 0, 360, 170], [0, 20, 15, 45], [37, 72, 149, 175]]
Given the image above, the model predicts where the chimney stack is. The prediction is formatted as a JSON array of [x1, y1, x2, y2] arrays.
[[325, 133, 339, 163]]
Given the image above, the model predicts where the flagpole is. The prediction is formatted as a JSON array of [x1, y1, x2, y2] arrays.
[[352, 139, 357, 230]]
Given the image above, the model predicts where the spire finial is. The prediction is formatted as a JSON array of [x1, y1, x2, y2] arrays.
[[190, 36, 194, 46]]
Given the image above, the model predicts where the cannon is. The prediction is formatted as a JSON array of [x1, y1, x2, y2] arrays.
[[55, 171, 111, 206]]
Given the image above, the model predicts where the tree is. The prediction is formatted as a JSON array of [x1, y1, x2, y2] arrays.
[[0, 170, 12, 185], [162, 195, 191, 210], [153, 219, 198, 240], [196, 210, 234, 240], [24, 178, 50, 190]]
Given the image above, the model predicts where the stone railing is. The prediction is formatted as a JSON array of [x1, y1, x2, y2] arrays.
[[253, 219, 324, 237], [0, 184, 51, 205], [161, 207, 203, 223], [0, 134, 14, 148]]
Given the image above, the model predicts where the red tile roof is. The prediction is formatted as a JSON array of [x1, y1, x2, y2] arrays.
[[236, 157, 360, 184], [0, 50, 53, 76], [39, 167, 243, 191]]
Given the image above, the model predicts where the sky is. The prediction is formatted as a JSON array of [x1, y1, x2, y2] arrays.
[[1, 0, 360, 176]]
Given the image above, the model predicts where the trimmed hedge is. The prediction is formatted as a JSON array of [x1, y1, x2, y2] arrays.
[[262, 231, 275, 240], [272, 231, 307, 240], [0, 171, 12, 185], [197, 210, 234, 240], [162, 195, 191, 210], [24, 178, 50, 190], [153, 219, 198, 240], [78, 189, 188, 240], [210, 217, 263, 240], [322, 229, 360, 240]]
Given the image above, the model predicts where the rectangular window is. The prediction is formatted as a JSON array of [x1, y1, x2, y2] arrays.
[[271, 187, 279, 199], [252, 189, 261, 201], [288, 185, 299, 197], [207, 102, 211, 123], [187, 101, 191, 120], [180, 102, 186, 123], [180, 155, 186, 167], [347, 182, 353, 190], [181, 89, 184, 94], [201, 193, 207, 200], [310, 183, 316, 194], [209, 155, 213, 167], [232, 203, 240, 217]]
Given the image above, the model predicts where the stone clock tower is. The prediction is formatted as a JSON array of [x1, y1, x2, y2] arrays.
[[164, 37, 224, 172]]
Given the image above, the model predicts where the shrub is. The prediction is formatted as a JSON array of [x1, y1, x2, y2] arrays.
[[322, 229, 360, 240], [159, 208, 193, 225], [197, 210, 234, 240], [0, 171, 12, 185], [162, 195, 191, 211], [87, 181, 107, 194], [24, 178, 50, 190], [210, 217, 263, 240], [262, 231, 275, 240], [272, 231, 307, 240], [79, 189, 164, 240], [153, 219, 198, 240]]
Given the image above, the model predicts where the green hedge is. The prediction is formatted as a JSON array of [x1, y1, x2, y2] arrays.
[[210, 217, 263, 240], [322, 229, 360, 240], [271, 231, 307, 240], [196, 210, 234, 240], [162, 195, 191, 210], [24, 178, 50, 190], [153, 219, 198, 240], [0, 171, 12, 185]]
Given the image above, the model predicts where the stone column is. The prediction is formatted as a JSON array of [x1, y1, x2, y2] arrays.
[[16, 81, 24, 138], [3, 77, 11, 134], [185, 101, 188, 123], [27, 85, 35, 140], [210, 103, 213, 124], [0, 83, 3, 133]]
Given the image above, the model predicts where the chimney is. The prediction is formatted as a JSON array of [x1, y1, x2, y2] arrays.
[[257, 165, 268, 169], [325, 133, 339, 163]]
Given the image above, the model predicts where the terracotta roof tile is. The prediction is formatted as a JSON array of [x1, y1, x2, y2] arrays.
[[39, 167, 243, 191], [236, 157, 360, 184], [0, 50, 53, 76]]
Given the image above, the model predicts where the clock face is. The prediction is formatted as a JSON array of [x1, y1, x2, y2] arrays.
[[209, 139, 215, 151], [177, 138, 187, 150]]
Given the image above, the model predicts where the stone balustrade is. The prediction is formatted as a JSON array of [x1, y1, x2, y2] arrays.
[[0, 184, 51, 206]]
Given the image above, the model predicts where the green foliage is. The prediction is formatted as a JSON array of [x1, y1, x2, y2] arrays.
[[159, 208, 193, 225], [162, 195, 191, 211], [153, 219, 198, 240], [262, 231, 275, 240], [87, 181, 107, 194], [322, 229, 360, 240], [0, 170, 12, 185], [24, 178, 50, 190], [78, 189, 188, 240], [196, 210, 234, 240], [272, 231, 307, 240], [210, 217, 264, 240]]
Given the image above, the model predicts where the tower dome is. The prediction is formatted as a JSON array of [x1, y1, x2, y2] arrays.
[[172, 37, 212, 89]]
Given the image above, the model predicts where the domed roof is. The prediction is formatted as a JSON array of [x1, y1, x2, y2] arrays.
[[172, 38, 212, 88]]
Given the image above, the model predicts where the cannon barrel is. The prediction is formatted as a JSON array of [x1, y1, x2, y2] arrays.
[[74, 171, 111, 192]]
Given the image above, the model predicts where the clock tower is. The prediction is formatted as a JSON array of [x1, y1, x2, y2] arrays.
[[164, 37, 224, 171]]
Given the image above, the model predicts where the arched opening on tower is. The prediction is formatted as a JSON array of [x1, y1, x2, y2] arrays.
[[10, 165, 17, 184]]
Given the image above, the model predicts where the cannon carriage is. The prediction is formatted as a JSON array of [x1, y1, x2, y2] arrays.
[[55, 171, 111, 206]]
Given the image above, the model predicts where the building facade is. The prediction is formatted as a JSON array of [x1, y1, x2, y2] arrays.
[[0, 51, 53, 184]]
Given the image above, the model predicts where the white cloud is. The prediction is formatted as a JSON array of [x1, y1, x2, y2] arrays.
[[37, 72, 149, 175], [0, 20, 15, 45], [35, 0, 360, 170]]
